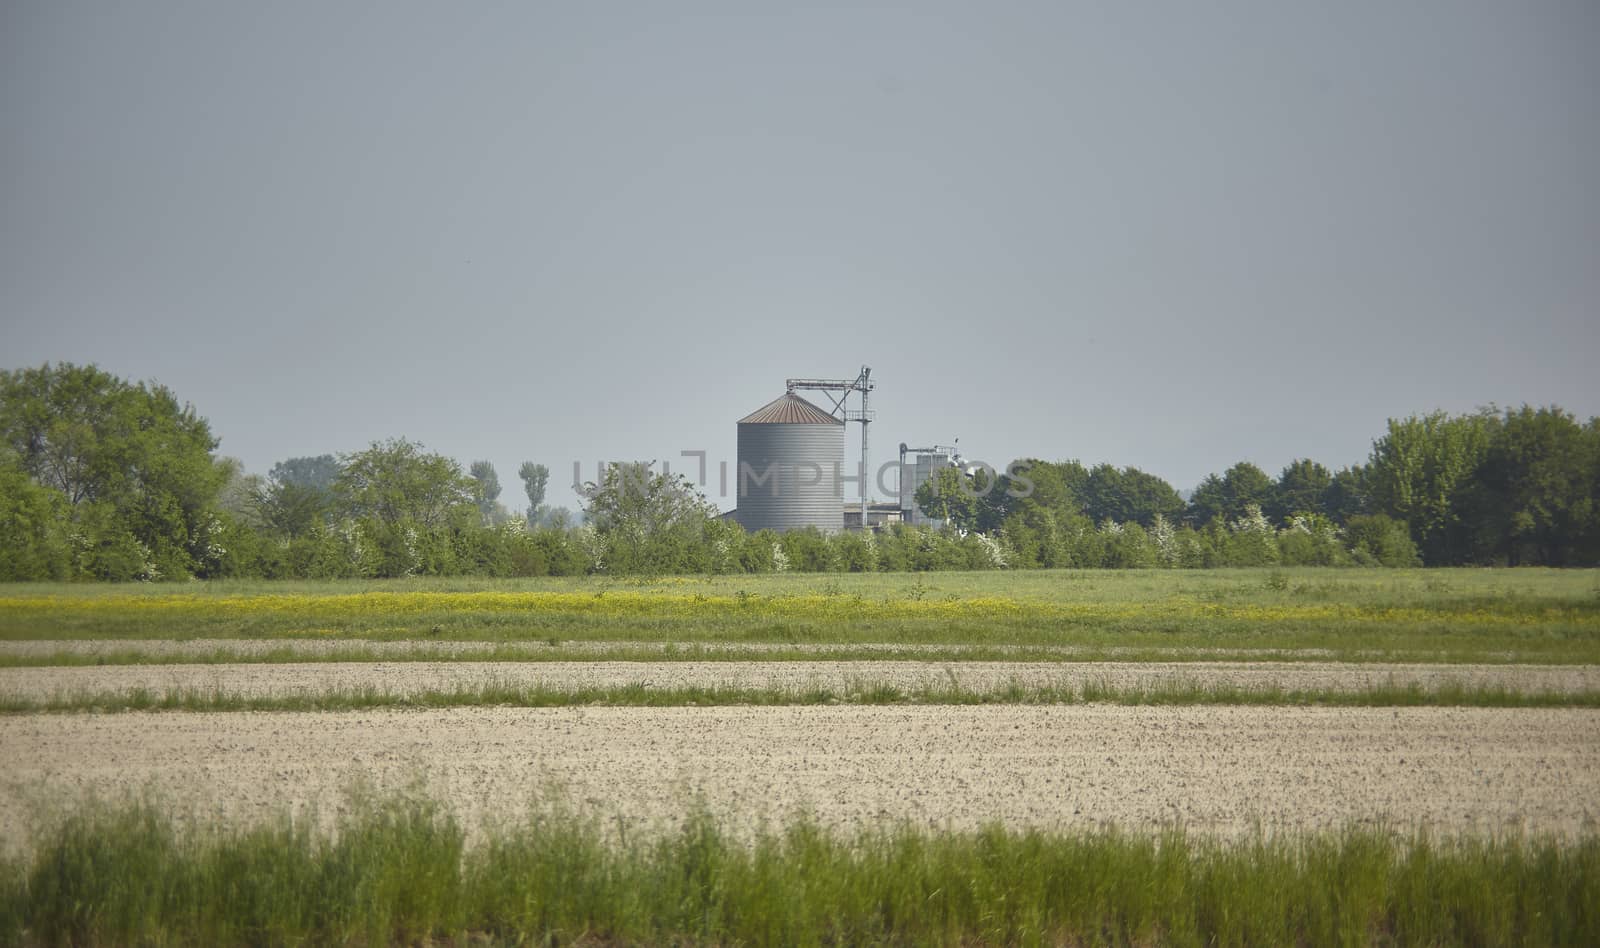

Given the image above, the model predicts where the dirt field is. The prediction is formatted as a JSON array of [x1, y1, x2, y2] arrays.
[[2, 659, 1596, 700], [2, 705, 1596, 851]]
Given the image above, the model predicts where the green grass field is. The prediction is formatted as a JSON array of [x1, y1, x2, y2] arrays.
[[4, 792, 1596, 947], [4, 568, 1597, 663]]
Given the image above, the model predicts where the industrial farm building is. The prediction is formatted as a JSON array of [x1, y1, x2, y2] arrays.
[[724, 369, 954, 533]]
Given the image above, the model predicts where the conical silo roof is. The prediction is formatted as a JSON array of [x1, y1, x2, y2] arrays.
[[737, 392, 843, 426]]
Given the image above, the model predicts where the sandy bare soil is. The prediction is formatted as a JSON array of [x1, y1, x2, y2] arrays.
[[1, 660, 1596, 700], [2, 706, 1596, 851]]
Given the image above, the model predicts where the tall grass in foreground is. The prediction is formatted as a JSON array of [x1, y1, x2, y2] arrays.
[[3, 796, 1597, 947]]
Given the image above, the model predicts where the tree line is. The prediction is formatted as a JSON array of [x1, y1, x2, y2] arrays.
[[914, 405, 1599, 570], [1, 363, 1596, 580]]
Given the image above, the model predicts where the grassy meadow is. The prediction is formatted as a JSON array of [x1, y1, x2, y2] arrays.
[[2, 567, 1597, 663]]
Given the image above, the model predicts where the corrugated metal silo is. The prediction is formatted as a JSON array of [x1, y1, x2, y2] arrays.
[[734, 393, 845, 533]]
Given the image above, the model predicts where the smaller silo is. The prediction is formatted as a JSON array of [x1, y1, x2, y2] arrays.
[[898, 445, 957, 526]]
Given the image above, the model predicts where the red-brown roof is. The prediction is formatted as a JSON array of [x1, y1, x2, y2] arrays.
[[737, 392, 843, 425]]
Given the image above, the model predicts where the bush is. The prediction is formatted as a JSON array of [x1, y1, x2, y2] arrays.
[[197, 513, 280, 579], [1277, 515, 1350, 567], [1345, 514, 1422, 568], [779, 528, 835, 572], [830, 530, 878, 572], [0, 462, 71, 581], [737, 530, 779, 573], [1101, 521, 1157, 569]]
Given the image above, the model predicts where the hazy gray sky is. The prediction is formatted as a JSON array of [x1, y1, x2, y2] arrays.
[[4, 1, 1596, 511]]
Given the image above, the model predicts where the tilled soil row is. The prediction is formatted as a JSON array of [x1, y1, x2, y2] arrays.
[[1, 705, 1595, 850]]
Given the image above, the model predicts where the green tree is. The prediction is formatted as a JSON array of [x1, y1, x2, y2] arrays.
[[469, 460, 502, 523], [1322, 465, 1368, 525], [0, 362, 226, 578], [1268, 459, 1332, 525], [1364, 411, 1494, 565], [991, 459, 1092, 565], [913, 465, 991, 531], [581, 461, 721, 574], [1464, 406, 1598, 565], [252, 454, 340, 538], [256, 481, 333, 538], [214, 459, 266, 529], [1187, 462, 1273, 527], [1079, 464, 1185, 527], [0, 454, 72, 580], [334, 439, 477, 529], [268, 455, 341, 493], [519, 462, 550, 525], [1003, 459, 1082, 518]]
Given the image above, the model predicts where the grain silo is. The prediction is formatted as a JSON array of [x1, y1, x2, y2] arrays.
[[734, 392, 845, 533]]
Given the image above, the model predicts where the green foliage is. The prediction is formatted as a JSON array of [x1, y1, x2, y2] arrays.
[[829, 529, 878, 572], [518, 461, 549, 523], [279, 519, 374, 579], [1080, 464, 1186, 527], [268, 455, 341, 493], [738, 529, 781, 573], [582, 462, 723, 575], [868, 523, 997, 572], [912, 464, 989, 530], [256, 480, 335, 539], [1345, 514, 1422, 568], [1269, 458, 1333, 525], [335, 439, 477, 531], [467, 460, 501, 522], [1187, 461, 1274, 527], [0, 457, 72, 581], [0, 362, 226, 579], [1463, 406, 1599, 566], [1365, 411, 1495, 565], [779, 527, 836, 572], [7, 795, 1597, 947], [1220, 505, 1280, 567], [1000, 505, 1075, 569], [1276, 514, 1350, 567], [198, 512, 276, 579], [1322, 465, 1368, 525], [1010, 458, 1083, 513], [1100, 521, 1158, 568]]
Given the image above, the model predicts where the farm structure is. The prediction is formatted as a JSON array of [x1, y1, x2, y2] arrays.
[[730, 392, 846, 534]]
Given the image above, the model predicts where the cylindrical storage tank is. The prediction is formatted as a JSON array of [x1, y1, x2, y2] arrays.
[[910, 453, 948, 526], [735, 393, 845, 533]]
